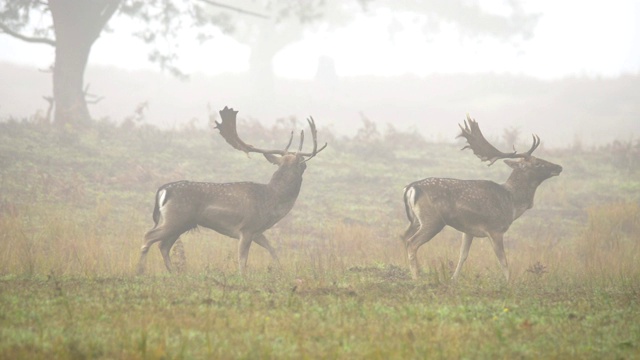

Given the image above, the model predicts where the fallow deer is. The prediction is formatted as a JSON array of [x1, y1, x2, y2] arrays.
[[137, 106, 327, 275], [402, 116, 562, 281]]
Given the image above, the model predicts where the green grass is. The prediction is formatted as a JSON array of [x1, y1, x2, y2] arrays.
[[1, 269, 639, 359], [0, 118, 639, 358]]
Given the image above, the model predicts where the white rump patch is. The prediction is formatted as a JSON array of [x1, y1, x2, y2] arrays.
[[405, 186, 417, 207], [158, 189, 168, 210], [404, 186, 423, 224], [405, 186, 419, 218]]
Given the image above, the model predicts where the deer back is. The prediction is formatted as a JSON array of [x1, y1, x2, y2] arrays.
[[406, 178, 516, 237], [154, 179, 299, 239]]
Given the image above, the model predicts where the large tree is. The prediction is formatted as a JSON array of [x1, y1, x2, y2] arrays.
[[230, 0, 538, 95], [0, 0, 245, 126]]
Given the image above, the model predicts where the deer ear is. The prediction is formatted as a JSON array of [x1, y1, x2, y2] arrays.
[[504, 159, 521, 169], [263, 153, 282, 165]]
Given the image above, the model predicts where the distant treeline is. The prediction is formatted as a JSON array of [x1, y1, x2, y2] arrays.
[[1, 61, 638, 147]]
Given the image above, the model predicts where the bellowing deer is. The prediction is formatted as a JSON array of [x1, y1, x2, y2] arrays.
[[402, 116, 562, 281], [137, 106, 327, 275]]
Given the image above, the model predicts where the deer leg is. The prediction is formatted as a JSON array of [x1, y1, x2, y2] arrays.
[[137, 227, 164, 275], [137, 249, 150, 275], [405, 222, 445, 280], [170, 239, 187, 273], [238, 232, 254, 275], [252, 233, 280, 265], [158, 236, 181, 273], [138, 225, 181, 275], [487, 232, 509, 282], [401, 221, 420, 244], [451, 233, 474, 281]]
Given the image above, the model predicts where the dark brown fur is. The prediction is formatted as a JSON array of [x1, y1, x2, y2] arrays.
[[403, 118, 562, 281], [137, 106, 325, 275]]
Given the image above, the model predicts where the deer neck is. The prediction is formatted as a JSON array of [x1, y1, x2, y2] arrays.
[[503, 170, 542, 220], [267, 167, 303, 204]]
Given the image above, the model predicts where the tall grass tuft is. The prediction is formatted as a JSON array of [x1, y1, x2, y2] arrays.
[[578, 201, 640, 282], [0, 202, 145, 276]]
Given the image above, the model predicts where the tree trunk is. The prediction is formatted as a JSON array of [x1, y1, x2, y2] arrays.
[[52, 36, 92, 126], [49, 0, 118, 127], [248, 25, 277, 99], [247, 19, 304, 100]]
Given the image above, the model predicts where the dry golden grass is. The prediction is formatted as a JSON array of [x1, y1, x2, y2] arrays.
[[1, 200, 638, 285], [1, 121, 639, 358]]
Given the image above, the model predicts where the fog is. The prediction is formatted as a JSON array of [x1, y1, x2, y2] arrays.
[[1, 0, 639, 147]]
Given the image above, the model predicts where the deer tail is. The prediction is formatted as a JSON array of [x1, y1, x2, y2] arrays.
[[152, 187, 169, 225], [403, 184, 420, 223], [151, 190, 161, 225], [401, 184, 422, 241], [151, 180, 188, 225]]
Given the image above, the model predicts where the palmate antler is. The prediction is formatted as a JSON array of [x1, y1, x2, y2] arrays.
[[458, 115, 540, 166], [215, 106, 327, 159]]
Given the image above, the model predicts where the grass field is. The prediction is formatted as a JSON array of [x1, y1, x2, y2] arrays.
[[0, 118, 639, 358]]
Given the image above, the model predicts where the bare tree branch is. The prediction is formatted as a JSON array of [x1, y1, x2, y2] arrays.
[[0, 23, 55, 46], [83, 83, 105, 105], [197, 0, 269, 19], [93, 0, 120, 39]]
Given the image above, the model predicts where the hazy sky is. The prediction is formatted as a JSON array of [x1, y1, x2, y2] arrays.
[[274, 0, 640, 79], [0, 1, 638, 80]]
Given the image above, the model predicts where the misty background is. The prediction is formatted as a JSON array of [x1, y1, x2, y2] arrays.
[[1, 0, 639, 147]]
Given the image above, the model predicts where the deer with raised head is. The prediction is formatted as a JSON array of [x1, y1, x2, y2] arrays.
[[137, 106, 327, 275], [402, 116, 562, 281]]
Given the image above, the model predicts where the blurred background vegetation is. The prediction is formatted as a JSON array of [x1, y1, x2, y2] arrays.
[[0, 112, 638, 278]]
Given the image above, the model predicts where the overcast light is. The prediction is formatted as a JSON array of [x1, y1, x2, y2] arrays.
[[0, 1, 638, 79], [1, 0, 638, 147]]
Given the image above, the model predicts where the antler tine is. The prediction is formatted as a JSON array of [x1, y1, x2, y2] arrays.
[[299, 116, 328, 161], [215, 106, 288, 156], [298, 130, 304, 152], [283, 130, 294, 152], [525, 134, 541, 156], [457, 116, 473, 152]]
